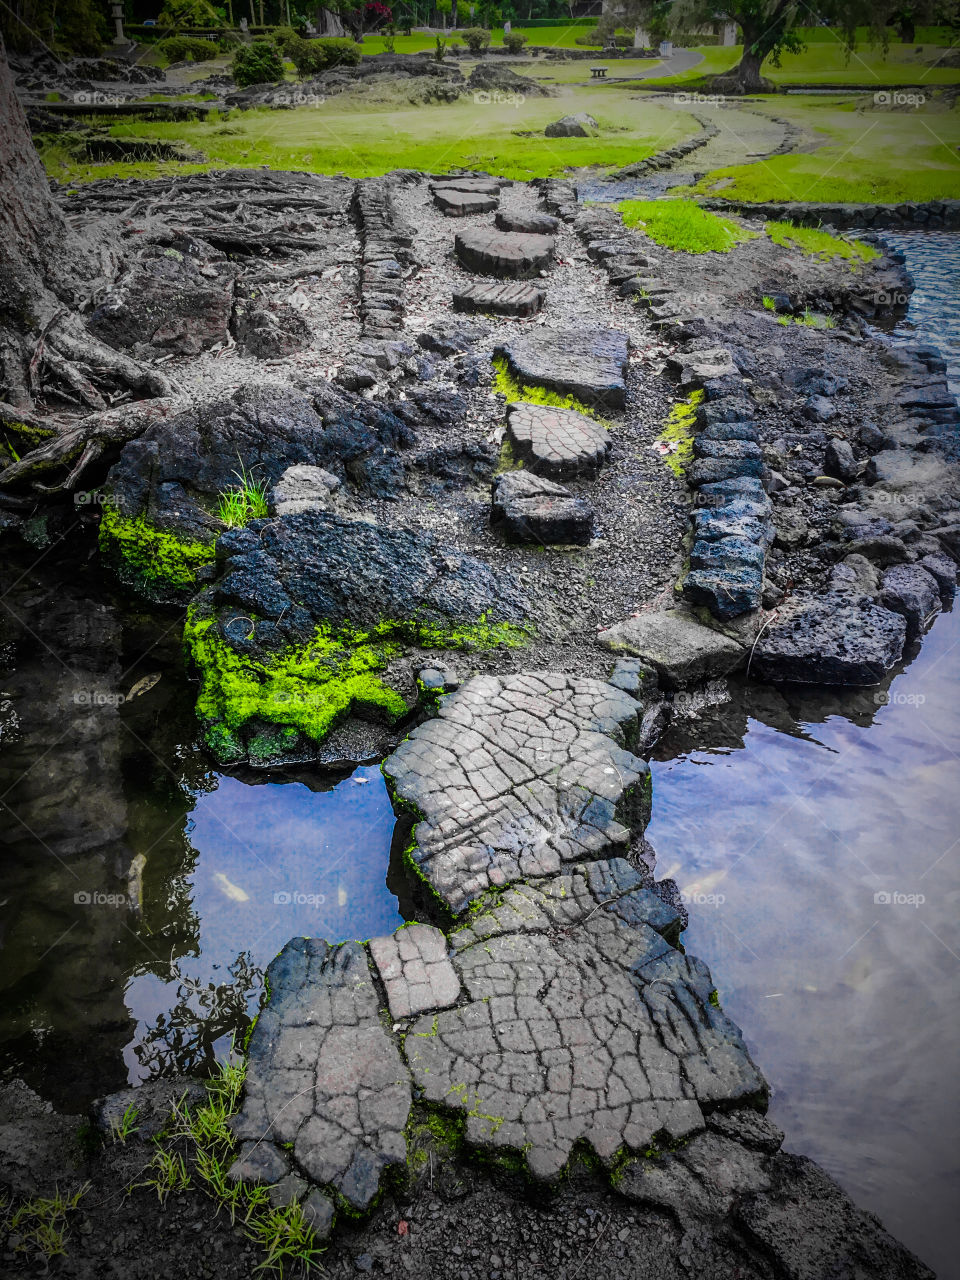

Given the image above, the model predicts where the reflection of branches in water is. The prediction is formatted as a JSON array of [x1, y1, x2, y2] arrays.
[[135, 951, 264, 1079]]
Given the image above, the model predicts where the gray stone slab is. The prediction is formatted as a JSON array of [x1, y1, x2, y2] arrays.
[[453, 280, 544, 318], [455, 228, 556, 279], [369, 924, 461, 1021], [229, 938, 412, 1215], [598, 610, 745, 690], [505, 401, 611, 479], [383, 672, 650, 913], [491, 471, 595, 546], [495, 327, 629, 411], [434, 188, 499, 217], [750, 592, 907, 685]]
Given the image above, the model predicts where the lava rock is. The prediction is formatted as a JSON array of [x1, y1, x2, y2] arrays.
[[750, 592, 907, 685], [878, 564, 941, 639]]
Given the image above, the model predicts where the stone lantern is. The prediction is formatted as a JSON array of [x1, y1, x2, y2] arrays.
[[111, 1, 127, 44]]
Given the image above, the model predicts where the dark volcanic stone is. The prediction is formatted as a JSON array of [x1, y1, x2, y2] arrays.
[[455, 227, 556, 279], [751, 592, 907, 685], [919, 552, 957, 601], [688, 456, 766, 487], [878, 563, 941, 639], [88, 234, 237, 357], [433, 188, 499, 216], [683, 564, 763, 620], [453, 280, 544, 318], [210, 509, 529, 638], [495, 326, 629, 410], [505, 401, 610, 478], [824, 437, 858, 482], [495, 209, 560, 235], [491, 471, 594, 545]]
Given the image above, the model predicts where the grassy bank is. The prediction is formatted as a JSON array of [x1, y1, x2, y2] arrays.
[[686, 96, 960, 204], [40, 90, 697, 183]]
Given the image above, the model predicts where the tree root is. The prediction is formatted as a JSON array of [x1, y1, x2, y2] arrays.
[[0, 397, 178, 491]]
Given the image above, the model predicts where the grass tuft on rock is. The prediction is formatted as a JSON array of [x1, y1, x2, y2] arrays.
[[765, 220, 880, 264], [617, 199, 757, 254], [492, 356, 606, 421]]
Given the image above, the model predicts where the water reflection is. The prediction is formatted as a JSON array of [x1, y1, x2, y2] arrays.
[[649, 608, 960, 1278], [0, 552, 400, 1109]]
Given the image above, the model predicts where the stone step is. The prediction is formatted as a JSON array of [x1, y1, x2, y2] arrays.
[[495, 326, 629, 410], [505, 401, 610, 478], [455, 227, 556, 279], [495, 209, 560, 235], [491, 470, 594, 546], [429, 177, 503, 195], [433, 188, 499, 217], [452, 279, 544, 318]]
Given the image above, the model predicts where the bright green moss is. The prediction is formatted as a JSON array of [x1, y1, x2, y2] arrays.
[[618, 199, 757, 254], [656, 389, 704, 478], [765, 220, 880, 265], [185, 609, 409, 752], [99, 505, 216, 591], [492, 356, 607, 423]]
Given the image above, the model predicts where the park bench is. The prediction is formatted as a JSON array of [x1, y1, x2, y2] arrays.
[[589, 65, 608, 78]]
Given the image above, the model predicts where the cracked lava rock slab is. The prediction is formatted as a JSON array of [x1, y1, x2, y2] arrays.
[[452, 280, 544, 318], [491, 471, 595, 546], [495, 327, 629, 410], [505, 401, 611, 478], [369, 923, 461, 1020], [454, 228, 556, 279], [404, 869, 766, 1181], [383, 671, 651, 913], [230, 938, 411, 1215]]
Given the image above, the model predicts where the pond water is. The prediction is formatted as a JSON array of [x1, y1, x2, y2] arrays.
[[648, 230, 960, 1279], [0, 556, 402, 1110]]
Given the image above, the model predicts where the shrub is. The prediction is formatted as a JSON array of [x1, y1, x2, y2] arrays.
[[288, 36, 361, 78], [232, 40, 284, 87], [157, 0, 220, 27], [503, 31, 527, 54], [271, 24, 302, 56], [460, 26, 491, 54], [156, 34, 219, 62], [217, 30, 242, 51]]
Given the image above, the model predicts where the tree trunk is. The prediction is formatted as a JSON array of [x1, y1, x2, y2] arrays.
[[897, 17, 916, 43], [0, 36, 170, 435]]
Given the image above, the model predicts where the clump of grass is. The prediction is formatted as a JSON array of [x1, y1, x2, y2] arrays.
[[762, 295, 777, 311], [765, 220, 880, 265], [2, 1185, 89, 1260], [655, 389, 704, 477], [775, 308, 836, 329], [110, 1102, 140, 1145], [247, 1201, 326, 1275], [618, 199, 757, 254], [135, 1146, 192, 1205], [217, 462, 270, 528]]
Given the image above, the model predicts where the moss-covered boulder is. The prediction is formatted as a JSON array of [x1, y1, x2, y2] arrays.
[[185, 509, 530, 766]]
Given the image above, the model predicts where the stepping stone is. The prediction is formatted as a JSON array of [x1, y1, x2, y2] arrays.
[[230, 939, 412, 1215], [682, 563, 763, 621], [433, 188, 499, 217], [505, 401, 610, 478], [495, 209, 560, 235], [496, 326, 629, 410], [455, 227, 556, 280], [369, 923, 461, 1020], [429, 177, 502, 195], [453, 280, 544, 318], [383, 671, 650, 912], [598, 609, 745, 689], [491, 471, 594, 545], [404, 867, 765, 1181]]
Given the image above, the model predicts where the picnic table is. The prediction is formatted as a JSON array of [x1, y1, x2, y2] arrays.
[[589, 65, 608, 78]]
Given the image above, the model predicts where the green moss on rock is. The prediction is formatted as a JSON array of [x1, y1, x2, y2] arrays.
[[99, 505, 217, 594]]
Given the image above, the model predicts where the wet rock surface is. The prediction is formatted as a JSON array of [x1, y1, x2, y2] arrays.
[[495, 325, 630, 409], [751, 592, 908, 685], [385, 671, 650, 912]]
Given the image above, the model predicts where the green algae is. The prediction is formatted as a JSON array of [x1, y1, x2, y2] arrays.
[[99, 505, 216, 593], [656, 389, 704, 479]]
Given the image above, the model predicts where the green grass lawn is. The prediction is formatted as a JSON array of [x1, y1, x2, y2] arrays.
[[619, 199, 757, 252], [359, 25, 610, 54], [687, 97, 960, 203], [41, 91, 698, 183], [521, 58, 663, 84]]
